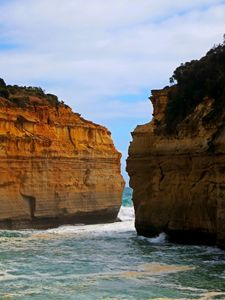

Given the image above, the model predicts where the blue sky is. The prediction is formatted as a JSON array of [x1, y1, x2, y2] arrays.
[[0, 0, 225, 184]]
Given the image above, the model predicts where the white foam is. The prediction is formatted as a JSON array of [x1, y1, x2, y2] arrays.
[[47, 221, 132, 234], [150, 232, 167, 243], [138, 232, 167, 244], [46, 220, 134, 236], [43, 207, 135, 237], [117, 206, 134, 221], [0, 270, 15, 281]]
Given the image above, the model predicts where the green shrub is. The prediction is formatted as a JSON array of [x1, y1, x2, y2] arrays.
[[7, 85, 20, 95], [46, 93, 60, 107], [0, 79, 65, 108], [0, 87, 9, 99], [10, 96, 30, 108], [165, 39, 225, 133], [26, 86, 45, 96], [0, 78, 6, 87]]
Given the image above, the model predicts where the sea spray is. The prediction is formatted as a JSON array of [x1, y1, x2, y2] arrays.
[[138, 232, 167, 244], [117, 206, 134, 221]]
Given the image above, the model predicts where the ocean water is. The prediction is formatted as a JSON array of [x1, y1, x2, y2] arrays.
[[0, 187, 225, 300]]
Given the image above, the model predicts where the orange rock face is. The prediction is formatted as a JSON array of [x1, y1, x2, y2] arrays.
[[127, 88, 225, 248], [0, 86, 124, 229]]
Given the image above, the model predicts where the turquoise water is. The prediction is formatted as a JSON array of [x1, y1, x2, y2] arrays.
[[0, 188, 225, 300], [122, 187, 133, 207]]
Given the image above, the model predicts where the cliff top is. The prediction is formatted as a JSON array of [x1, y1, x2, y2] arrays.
[[0, 78, 67, 109], [150, 39, 225, 135], [0, 79, 119, 158], [0, 78, 110, 133]]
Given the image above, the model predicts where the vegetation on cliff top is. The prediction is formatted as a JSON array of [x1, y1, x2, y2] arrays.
[[0, 78, 65, 108], [165, 38, 225, 133]]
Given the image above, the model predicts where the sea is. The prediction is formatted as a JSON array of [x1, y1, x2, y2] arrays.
[[0, 187, 225, 300]]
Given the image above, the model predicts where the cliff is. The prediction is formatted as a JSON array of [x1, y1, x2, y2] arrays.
[[127, 42, 225, 248], [0, 81, 125, 229]]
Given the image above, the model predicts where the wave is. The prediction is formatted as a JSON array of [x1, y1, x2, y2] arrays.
[[0, 206, 135, 240], [45, 222, 135, 237], [117, 205, 134, 221], [42, 206, 135, 237], [138, 232, 167, 244]]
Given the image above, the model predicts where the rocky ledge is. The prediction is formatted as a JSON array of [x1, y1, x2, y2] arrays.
[[127, 41, 225, 248], [0, 80, 124, 229]]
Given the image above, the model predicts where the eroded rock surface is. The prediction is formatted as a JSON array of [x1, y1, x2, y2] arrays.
[[0, 84, 124, 229], [127, 88, 225, 248]]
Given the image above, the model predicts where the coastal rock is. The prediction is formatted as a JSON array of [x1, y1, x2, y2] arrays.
[[127, 88, 225, 248], [0, 83, 124, 229]]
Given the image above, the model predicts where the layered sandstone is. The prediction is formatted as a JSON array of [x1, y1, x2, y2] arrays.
[[127, 88, 225, 248], [0, 84, 124, 229]]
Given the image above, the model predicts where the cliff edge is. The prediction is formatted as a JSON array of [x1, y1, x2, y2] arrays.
[[127, 42, 225, 248], [0, 80, 125, 229]]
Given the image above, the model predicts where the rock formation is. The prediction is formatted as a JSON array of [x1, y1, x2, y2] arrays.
[[127, 42, 225, 248], [0, 81, 124, 229], [127, 89, 225, 248]]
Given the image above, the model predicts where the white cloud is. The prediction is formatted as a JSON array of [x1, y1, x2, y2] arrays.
[[1, 1, 224, 95], [0, 0, 225, 182]]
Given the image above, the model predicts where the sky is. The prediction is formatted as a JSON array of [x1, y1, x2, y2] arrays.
[[0, 0, 225, 184]]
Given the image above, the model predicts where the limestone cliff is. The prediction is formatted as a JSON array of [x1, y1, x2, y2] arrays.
[[0, 81, 124, 229], [127, 42, 225, 248], [127, 88, 225, 247]]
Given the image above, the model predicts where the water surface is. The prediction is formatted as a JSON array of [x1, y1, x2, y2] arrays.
[[0, 188, 225, 300]]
